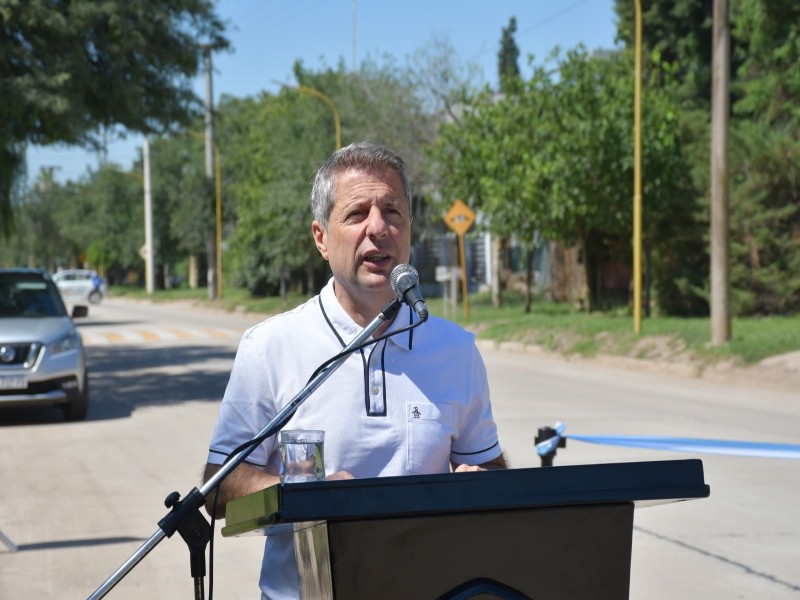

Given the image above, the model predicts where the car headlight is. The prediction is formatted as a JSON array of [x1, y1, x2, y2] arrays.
[[48, 330, 82, 355]]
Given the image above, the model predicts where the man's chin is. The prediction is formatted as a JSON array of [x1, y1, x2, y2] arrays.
[[357, 270, 393, 292]]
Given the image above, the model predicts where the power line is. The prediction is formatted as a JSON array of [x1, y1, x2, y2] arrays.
[[518, 0, 593, 37]]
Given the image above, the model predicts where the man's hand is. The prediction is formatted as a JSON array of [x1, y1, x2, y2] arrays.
[[453, 464, 485, 473], [203, 462, 280, 518], [326, 470, 355, 481], [452, 452, 507, 472]]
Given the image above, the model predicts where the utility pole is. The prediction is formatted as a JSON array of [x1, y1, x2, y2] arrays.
[[711, 0, 731, 344], [143, 139, 155, 296], [202, 44, 218, 301]]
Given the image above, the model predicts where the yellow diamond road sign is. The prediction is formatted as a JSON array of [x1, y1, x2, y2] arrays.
[[444, 199, 475, 236]]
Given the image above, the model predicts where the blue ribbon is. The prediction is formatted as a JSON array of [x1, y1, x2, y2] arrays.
[[536, 423, 800, 460], [569, 434, 800, 459]]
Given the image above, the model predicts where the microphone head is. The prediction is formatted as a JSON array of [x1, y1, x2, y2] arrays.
[[390, 263, 418, 296]]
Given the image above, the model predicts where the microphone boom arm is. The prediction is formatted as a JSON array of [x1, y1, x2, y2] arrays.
[[88, 297, 403, 599]]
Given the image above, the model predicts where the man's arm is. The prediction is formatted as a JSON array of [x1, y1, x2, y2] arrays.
[[202, 462, 357, 518], [202, 462, 279, 518]]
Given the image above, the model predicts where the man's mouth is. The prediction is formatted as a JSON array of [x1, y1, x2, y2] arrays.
[[363, 253, 391, 266]]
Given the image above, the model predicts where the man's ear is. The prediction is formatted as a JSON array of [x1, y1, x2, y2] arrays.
[[312, 220, 329, 260]]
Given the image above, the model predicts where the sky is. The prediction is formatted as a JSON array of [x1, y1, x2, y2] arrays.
[[25, 0, 620, 184]]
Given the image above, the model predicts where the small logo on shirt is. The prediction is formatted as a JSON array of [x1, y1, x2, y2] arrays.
[[411, 406, 422, 419]]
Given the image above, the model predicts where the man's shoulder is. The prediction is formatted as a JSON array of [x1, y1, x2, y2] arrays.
[[243, 295, 323, 341], [415, 315, 476, 347]]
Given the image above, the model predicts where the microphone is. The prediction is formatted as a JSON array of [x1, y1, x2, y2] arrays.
[[390, 264, 429, 322]]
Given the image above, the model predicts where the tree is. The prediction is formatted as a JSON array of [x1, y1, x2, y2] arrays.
[[431, 63, 556, 312], [498, 16, 521, 92], [0, 0, 228, 236], [432, 47, 690, 313], [216, 60, 438, 298], [0, 169, 68, 270]]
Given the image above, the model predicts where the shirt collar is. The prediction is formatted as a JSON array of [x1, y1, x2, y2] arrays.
[[319, 277, 415, 350]]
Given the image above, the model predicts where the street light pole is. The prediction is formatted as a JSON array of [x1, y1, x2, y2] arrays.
[[632, 0, 643, 334], [274, 81, 342, 151]]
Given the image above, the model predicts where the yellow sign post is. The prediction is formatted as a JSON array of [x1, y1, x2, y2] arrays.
[[444, 199, 476, 319]]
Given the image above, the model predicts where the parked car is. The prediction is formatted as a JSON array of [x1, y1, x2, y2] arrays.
[[52, 268, 107, 305], [0, 269, 89, 420]]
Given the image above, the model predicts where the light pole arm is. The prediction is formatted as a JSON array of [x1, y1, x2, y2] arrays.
[[297, 85, 342, 150]]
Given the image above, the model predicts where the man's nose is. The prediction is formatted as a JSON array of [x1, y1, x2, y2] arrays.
[[365, 206, 389, 237]]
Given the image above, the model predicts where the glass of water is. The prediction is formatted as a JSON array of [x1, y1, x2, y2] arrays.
[[279, 430, 325, 484]]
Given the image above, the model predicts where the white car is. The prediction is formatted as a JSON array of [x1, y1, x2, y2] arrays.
[[52, 269, 107, 305]]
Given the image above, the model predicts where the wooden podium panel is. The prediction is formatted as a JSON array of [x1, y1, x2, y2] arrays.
[[296, 503, 634, 599], [223, 460, 709, 599]]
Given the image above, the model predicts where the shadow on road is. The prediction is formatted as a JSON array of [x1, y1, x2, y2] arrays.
[[15, 536, 148, 552], [0, 344, 236, 426]]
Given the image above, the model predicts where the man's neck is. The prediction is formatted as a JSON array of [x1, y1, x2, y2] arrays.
[[332, 281, 396, 333]]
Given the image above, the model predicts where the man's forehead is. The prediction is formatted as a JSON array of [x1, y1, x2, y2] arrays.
[[334, 167, 406, 201]]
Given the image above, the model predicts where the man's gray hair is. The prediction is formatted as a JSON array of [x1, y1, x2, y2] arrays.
[[310, 141, 412, 226]]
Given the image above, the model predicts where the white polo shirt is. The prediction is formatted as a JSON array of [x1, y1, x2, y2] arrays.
[[207, 278, 501, 599]]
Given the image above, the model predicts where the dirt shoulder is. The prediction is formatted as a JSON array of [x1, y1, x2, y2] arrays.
[[476, 339, 800, 394]]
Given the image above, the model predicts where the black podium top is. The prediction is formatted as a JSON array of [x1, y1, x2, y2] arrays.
[[223, 459, 710, 537]]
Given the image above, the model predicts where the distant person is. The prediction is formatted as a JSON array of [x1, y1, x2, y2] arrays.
[[91, 271, 103, 292], [90, 271, 104, 303], [203, 141, 506, 599]]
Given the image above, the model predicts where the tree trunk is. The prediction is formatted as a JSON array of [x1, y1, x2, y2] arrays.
[[491, 235, 504, 308], [188, 254, 199, 289], [524, 244, 534, 313], [578, 231, 592, 313]]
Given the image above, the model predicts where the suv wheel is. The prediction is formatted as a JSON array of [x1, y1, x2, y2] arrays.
[[63, 374, 89, 421]]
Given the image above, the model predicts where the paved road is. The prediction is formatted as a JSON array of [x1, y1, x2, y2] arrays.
[[1, 298, 798, 599]]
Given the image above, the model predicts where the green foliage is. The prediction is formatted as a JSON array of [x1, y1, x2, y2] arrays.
[[146, 133, 213, 269], [218, 61, 437, 296], [4, 7, 797, 321], [614, 0, 800, 316], [1, 164, 143, 275], [614, 0, 714, 106], [432, 47, 690, 313], [732, 0, 800, 125], [0, 0, 228, 235], [728, 122, 800, 314]]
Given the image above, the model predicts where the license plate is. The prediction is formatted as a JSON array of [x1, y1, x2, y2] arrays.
[[0, 375, 28, 390]]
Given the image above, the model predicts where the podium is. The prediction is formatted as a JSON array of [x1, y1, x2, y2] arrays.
[[223, 459, 709, 599]]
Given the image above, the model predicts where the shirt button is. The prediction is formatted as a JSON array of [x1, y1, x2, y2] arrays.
[[371, 386, 380, 395]]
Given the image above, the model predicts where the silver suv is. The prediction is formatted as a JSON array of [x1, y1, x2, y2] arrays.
[[0, 269, 89, 420]]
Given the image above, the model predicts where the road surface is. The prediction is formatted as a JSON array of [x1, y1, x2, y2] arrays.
[[1, 297, 797, 598]]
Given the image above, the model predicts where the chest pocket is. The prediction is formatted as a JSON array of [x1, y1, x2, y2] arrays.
[[406, 402, 456, 474]]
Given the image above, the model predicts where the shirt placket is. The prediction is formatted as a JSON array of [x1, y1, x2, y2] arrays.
[[368, 352, 385, 415]]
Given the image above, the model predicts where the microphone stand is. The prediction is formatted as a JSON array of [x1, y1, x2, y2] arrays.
[[88, 298, 403, 599]]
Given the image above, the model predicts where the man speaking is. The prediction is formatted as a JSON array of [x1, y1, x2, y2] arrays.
[[203, 141, 506, 599]]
